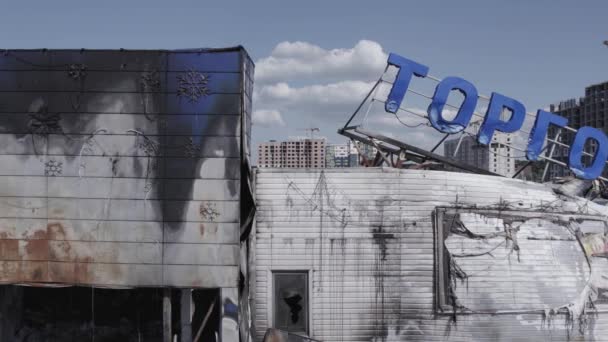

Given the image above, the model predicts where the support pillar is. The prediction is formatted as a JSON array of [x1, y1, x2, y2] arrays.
[[180, 289, 193, 342], [163, 288, 172, 342]]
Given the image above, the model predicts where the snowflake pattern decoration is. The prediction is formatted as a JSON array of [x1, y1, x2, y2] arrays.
[[67, 64, 87, 81], [45, 159, 63, 176], [176, 70, 210, 102], [199, 202, 219, 221], [184, 137, 201, 158]]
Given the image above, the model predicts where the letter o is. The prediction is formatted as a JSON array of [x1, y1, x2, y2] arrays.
[[427, 77, 478, 133], [568, 126, 608, 180]]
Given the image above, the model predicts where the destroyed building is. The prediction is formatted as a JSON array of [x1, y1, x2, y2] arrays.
[[250, 48, 608, 342], [0, 48, 255, 341], [254, 168, 608, 341]]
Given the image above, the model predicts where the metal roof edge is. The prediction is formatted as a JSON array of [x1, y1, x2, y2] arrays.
[[1, 46, 249, 53], [255, 167, 557, 188]]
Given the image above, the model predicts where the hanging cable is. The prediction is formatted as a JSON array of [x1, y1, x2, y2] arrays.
[[394, 113, 428, 128]]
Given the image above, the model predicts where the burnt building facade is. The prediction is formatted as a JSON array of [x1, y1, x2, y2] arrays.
[[254, 168, 608, 341], [0, 48, 255, 341]]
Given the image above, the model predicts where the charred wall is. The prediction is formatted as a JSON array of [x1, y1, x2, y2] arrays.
[[0, 47, 253, 288], [254, 168, 608, 341], [0, 48, 255, 342]]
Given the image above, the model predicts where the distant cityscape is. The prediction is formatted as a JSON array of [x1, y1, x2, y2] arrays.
[[257, 80, 608, 183], [444, 130, 515, 177], [257, 138, 377, 168]]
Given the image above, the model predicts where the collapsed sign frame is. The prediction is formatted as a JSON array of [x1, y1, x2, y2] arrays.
[[340, 53, 608, 181]]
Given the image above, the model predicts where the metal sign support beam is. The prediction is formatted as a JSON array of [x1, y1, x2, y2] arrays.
[[338, 127, 500, 176]]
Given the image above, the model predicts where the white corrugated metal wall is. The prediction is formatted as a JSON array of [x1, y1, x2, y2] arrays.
[[254, 167, 608, 342]]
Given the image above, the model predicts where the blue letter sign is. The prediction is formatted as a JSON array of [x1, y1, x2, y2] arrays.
[[385, 53, 429, 113], [383, 52, 608, 180], [477, 92, 526, 145], [569, 127, 608, 180], [526, 110, 568, 161], [427, 77, 478, 133]]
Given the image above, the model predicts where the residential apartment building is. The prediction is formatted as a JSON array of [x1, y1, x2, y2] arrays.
[[548, 81, 608, 179], [258, 138, 326, 168], [324, 141, 381, 168], [444, 133, 515, 177], [325, 143, 351, 167], [354, 141, 378, 165]]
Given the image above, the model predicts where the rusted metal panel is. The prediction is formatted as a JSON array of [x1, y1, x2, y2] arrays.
[[0, 48, 252, 288], [254, 168, 608, 341]]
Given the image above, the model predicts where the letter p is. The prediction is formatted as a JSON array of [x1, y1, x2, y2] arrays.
[[477, 92, 526, 145]]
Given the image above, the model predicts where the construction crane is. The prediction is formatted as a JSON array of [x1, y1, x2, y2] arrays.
[[298, 127, 320, 139]]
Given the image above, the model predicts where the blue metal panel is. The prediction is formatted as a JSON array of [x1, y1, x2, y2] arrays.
[[168, 50, 241, 72]]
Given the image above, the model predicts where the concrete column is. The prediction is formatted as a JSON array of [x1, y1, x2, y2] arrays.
[[163, 288, 172, 342]]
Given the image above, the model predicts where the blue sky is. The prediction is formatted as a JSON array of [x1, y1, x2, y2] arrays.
[[2, 0, 607, 152]]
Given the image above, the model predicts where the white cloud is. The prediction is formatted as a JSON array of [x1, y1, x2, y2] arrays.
[[256, 40, 387, 84], [252, 109, 285, 127], [255, 80, 375, 110], [251, 39, 445, 153], [271, 41, 326, 60], [252, 39, 538, 162]]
